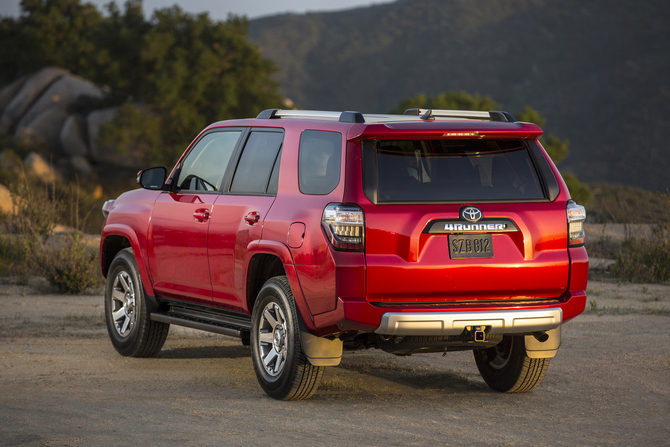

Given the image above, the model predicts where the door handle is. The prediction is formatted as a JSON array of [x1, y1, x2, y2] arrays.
[[244, 211, 261, 226], [193, 209, 210, 223]]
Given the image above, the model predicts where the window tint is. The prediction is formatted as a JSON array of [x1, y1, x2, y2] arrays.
[[230, 131, 283, 194], [177, 131, 241, 191], [372, 139, 543, 202], [299, 130, 342, 195]]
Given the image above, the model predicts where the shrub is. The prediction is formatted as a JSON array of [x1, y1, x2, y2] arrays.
[[29, 231, 101, 294], [1, 178, 102, 293], [610, 225, 670, 283]]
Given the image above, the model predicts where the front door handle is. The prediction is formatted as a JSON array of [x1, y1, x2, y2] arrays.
[[244, 211, 261, 226], [193, 208, 210, 223]]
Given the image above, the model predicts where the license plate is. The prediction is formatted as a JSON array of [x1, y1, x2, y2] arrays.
[[448, 234, 493, 259]]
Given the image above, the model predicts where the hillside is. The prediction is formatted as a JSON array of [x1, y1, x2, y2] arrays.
[[248, 0, 670, 191]]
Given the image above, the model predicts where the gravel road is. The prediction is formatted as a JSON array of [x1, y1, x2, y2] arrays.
[[1, 281, 669, 446]]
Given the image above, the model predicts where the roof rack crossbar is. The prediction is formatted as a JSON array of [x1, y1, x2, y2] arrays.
[[404, 108, 516, 122], [257, 108, 516, 123], [256, 109, 366, 123]]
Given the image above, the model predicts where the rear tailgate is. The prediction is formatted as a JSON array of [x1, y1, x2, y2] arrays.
[[358, 133, 569, 304], [364, 201, 569, 303]]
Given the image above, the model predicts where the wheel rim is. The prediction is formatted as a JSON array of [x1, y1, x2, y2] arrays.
[[257, 302, 288, 377], [110, 271, 136, 338], [488, 337, 513, 370]]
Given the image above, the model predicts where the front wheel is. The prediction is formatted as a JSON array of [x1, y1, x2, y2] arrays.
[[104, 248, 169, 357], [473, 335, 549, 392], [250, 276, 324, 400]]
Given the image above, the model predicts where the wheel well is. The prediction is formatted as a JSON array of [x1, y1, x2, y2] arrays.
[[247, 254, 286, 312], [101, 236, 132, 278]]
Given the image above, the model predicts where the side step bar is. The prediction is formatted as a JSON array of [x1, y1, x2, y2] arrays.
[[150, 313, 248, 339]]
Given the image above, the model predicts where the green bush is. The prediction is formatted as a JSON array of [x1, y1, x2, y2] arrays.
[[0, 178, 102, 293], [29, 231, 101, 294], [610, 225, 670, 283]]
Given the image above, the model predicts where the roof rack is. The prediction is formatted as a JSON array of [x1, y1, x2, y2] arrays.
[[255, 108, 516, 123], [256, 109, 365, 123], [403, 108, 516, 122]]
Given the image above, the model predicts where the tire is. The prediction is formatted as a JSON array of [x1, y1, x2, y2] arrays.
[[473, 335, 549, 393], [250, 276, 324, 400], [104, 248, 169, 357]]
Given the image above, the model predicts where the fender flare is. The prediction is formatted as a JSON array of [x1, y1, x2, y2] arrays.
[[248, 240, 319, 334], [100, 224, 154, 292]]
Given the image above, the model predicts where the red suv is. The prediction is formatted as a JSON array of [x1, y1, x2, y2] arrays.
[[100, 108, 588, 400]]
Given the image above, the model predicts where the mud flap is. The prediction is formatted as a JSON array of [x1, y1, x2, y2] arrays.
[[301, 331, 343, 366], [525, 326, 561, 359]]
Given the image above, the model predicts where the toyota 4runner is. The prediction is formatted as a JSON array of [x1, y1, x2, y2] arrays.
[[100, 108, 588, 400]]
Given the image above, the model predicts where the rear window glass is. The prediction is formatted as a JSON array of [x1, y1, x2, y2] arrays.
[[370, 139, 544, 202], [299, 130, 342, 195]]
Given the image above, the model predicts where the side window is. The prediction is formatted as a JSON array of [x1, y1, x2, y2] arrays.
[[266, 148, 282, 195], [299, 130, 342, 195], [177, 131, 241, 191], [230, 131, 283, 194]]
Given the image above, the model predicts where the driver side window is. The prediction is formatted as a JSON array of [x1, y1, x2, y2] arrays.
[[177, 131, 242, 191]]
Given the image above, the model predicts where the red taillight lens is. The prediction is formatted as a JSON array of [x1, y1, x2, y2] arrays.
[[567, 200, 586, 246], [322, 203, 364, 251]]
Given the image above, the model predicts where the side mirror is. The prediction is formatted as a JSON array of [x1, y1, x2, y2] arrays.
[[137, 166, 167, 190]]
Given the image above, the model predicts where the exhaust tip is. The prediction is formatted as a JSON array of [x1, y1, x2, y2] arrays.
[[533, 331, 549, 343]]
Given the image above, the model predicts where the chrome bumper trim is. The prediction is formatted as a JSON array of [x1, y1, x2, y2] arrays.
[[375, 308, 563, 336]]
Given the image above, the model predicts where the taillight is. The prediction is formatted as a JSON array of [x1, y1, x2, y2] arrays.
[[567, 200, 586, 246], [322, 203, 364, 251]]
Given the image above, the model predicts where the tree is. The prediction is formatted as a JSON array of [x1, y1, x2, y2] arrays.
[[1, 0, 283, 164]]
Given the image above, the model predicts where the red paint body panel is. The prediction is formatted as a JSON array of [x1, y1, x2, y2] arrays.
[[148, 192, 217, 304], [208, 194, 276, 311]]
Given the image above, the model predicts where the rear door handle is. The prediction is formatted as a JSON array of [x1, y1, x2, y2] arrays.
[[193, 208, 210, 223], [245, 211, 261, 226]]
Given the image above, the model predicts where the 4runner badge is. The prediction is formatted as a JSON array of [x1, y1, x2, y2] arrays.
[[461, 207, 482, 223]]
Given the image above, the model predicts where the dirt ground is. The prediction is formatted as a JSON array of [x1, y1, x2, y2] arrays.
[[0, 280, 669, 447]]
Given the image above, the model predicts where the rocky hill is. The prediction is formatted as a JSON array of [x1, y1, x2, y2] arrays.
[[248, 0, 670, 191]]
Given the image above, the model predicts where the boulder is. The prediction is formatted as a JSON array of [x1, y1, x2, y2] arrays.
[[0, 67, 68, 134], [14, 74, 104, 153], [14, 107, 68, 154], [24, 152, 58, 183], [60, 115, 89, 158], [16, 74, 103, 132], [0, 74, 28, 117], [70, 155, 93, 176], [0, 183, 13, 215]]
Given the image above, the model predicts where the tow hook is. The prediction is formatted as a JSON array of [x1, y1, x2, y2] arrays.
[[465, 325, 488, 342]]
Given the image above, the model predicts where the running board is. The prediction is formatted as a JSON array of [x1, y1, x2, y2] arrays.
[[150, 313, 250, 340]]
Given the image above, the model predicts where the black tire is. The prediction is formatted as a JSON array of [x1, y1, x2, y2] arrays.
[[104, 248, 169, 357], [250, 276, 324, 400], [473, 335, 549, 393]]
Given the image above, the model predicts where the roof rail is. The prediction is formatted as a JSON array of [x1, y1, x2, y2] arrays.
[[403, 108, 516, 122], [256, 109, 365, 123]]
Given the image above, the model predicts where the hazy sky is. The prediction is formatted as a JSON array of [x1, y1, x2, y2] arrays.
[[0, 0, 391, 20]]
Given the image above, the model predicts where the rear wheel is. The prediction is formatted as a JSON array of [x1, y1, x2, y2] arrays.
[[473, 335, 549, 392], [250, 276, 324, 400], [104, 248, 169, 357]]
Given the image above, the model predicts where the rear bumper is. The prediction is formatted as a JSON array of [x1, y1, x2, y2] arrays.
[[375, 308, 562, 336], [311, 291, 587, 337]]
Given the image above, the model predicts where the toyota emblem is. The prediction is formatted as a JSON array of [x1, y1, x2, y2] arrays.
[[461, 206, 482, 223]]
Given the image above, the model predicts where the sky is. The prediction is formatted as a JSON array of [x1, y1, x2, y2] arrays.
[[0, 0, 391, 20]]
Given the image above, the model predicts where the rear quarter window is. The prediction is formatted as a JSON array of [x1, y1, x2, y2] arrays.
[[299, 130, 342, 195]]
